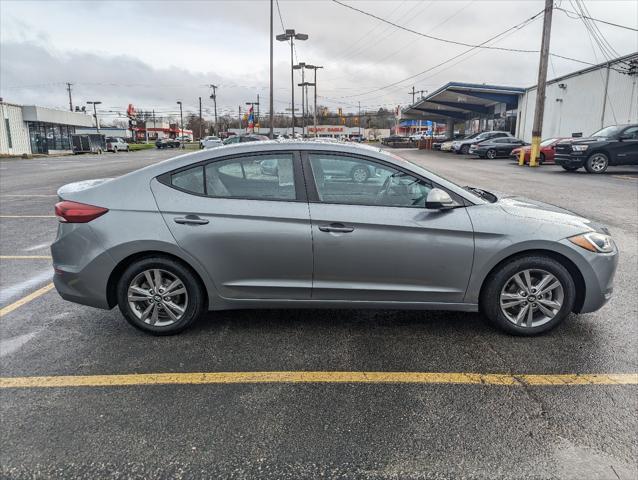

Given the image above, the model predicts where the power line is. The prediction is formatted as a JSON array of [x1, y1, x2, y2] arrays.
[[333, 9, 546, 100], [555, 5, 638, 32], [331, 0, 539, 54]]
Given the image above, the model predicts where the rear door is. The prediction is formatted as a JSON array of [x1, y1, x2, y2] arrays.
[[152, 150, 313, 300], [302, 151, 475, 303], [610, 126, 638, 165]]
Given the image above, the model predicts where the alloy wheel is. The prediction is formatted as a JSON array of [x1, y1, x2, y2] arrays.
[[127, 269, 188, 327], [499, 269, 564, 328], [487, 149, 496, 159], [352, 167, 368, 183], [589, 154, 608, 173]]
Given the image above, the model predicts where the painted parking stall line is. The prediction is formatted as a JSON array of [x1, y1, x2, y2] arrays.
[[0, 283, 54, 317], [1, 371, 636, 389]]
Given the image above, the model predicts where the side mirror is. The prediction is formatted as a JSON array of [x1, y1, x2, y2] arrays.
[[426, 188, 455, 210]]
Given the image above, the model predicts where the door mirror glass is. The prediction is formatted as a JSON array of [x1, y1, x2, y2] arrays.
[[426, 188, 455, 210]]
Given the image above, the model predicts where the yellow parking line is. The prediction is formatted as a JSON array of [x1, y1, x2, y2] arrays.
[[0, 283, 54, 317], [0, 255, 51, 259], [0, 215, 56, 218], [612, 175, 638, 181], [0, 371, 636, 389]]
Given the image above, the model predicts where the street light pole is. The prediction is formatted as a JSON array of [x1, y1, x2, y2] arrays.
[[86, 101, 102, 134], [294, 63, 306, 136], [305, 65, 323, 138], [269, 0, 274, 139], [276, 29, 308, 138], [176, 101, 184, 147]]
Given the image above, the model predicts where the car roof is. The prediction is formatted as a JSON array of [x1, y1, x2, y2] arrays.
[[129, 140, 485, 205]]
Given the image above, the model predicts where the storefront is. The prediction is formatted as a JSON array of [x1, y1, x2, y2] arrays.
[[21, 105, 95, 154]]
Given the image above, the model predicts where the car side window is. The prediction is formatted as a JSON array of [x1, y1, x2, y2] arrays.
[[623, 127, 638, 139], [205, 153, 295, 200], [308, 153, 433, 208], [171, 166, 204, 194]]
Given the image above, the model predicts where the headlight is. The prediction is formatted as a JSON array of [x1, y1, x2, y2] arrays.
[[569, 232, 614, 253], [572, 145, 589, 152]]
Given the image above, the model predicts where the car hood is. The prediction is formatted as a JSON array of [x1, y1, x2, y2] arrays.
[[496, 194, 605, 233]]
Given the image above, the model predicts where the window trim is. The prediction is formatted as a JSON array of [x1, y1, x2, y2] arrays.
[[158, 150, 307, 203], [300, 150, 469, 208]]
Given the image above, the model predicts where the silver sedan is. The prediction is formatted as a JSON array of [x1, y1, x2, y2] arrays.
[[51, 141, 618, 335]]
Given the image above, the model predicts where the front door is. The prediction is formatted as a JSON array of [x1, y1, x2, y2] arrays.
[[152, 151, 313, 300], [611, 126, 638, 165], [303, 152, 475, 303]]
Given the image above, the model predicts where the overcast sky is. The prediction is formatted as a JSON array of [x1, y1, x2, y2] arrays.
[[1, 0, 636, 121]]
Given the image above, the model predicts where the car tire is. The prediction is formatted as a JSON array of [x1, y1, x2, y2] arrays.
[[351, 165, 369, 183], [113, 147, 118, 153], [585, 153, 609, 174], [481, 255, 576, 336], [486, 149, 496, 159], [539, 153, 545, 165], [460, 144, 470, 155], [116, 256, 206, 335]]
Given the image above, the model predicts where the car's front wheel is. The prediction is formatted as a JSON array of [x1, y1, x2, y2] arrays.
[[585, 153, 609, 174], [117, 257, 205, 335], [486, 149, 496, 159], [481, 255, 576, 336]]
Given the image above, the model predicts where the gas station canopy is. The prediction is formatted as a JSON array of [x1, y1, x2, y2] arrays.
[[402, 82, 524, 123]]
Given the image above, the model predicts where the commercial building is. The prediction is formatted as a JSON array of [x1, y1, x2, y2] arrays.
[[1, 102, 95, 155], [401, 52, 637, 141], [516, 52, 637, 141]]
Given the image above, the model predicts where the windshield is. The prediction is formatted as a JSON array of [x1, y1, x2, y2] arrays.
[[540, 138, 557, 146], [590, 126, 623, 138]]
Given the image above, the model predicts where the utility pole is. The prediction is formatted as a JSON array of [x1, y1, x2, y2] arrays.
[[528, 0, 553, 168], [257, 94, 260, 132], [198, 96, 203, 140], [358, 101, 361, 136], [409, 86, 416, 104], [269, 0, 274, 139], [152, 109, 156, 140], [176, 101, 184, 146], [66, 83, 73, 112], [210, 84, 218, 135], [238, 106, 242, 131]]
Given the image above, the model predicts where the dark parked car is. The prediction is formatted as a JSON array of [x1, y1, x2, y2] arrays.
[[453, 131, 512, 154], [381, 135, 412, 148], [156, 138, 181, 149], [554, 124, 638, 173], [470, 137, 526, 159], [222, 134, 269, 145]]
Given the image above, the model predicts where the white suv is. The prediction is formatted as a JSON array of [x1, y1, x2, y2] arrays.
[[200, 136, 223, 149], [106, 137, 129, 153]]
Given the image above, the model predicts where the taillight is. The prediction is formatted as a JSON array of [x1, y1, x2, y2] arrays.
[[54, 201, 108, 223]]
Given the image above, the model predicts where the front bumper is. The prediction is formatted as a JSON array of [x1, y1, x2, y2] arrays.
[[554, 153, 586, 168], [560, 238, 619, 313]]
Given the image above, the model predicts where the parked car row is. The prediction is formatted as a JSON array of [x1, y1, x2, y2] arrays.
[[437, 124, 638, 174]]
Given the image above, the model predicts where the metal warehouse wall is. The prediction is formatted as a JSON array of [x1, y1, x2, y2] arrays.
[[0, 103, 31, 155], [517, 56, 637, 141]]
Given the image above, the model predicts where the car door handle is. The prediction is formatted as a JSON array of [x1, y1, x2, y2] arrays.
[[174, 215, 209, 225], [318, 223, 354, 233]]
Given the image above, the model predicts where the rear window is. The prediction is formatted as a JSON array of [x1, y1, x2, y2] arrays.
[[171, 166, 204, 194]]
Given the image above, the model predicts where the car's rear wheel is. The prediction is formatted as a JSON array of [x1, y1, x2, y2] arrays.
[[351, 165, 369, 183], [117, 257, 205, 335], [585, 153, 609, 174], [539, 153, 545, 164], [481, 255, 575, 336], [486, 149, 496, 159]]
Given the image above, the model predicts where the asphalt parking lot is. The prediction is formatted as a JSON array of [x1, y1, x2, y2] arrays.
[[1, 146, 637, 479]]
